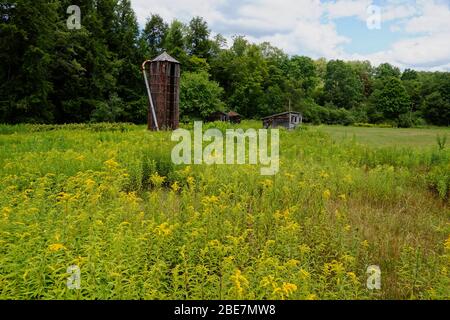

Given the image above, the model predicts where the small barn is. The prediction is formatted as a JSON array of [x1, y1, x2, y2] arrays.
[[262, 112, 302, 130], [228, 111, 241, 124], [207, 111, 229, 122], [207, 111, 242, 124]]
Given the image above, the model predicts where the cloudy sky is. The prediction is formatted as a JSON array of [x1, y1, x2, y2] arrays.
[[130, 0, 450, 71]]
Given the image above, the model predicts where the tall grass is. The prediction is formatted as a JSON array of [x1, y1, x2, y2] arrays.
[[0, 123, 448, 300]]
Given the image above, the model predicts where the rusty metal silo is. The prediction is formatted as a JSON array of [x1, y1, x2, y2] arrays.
[[142, 52, 181, 131]]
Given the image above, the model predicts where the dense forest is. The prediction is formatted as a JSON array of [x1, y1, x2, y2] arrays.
[[1, 0, 449, 126]]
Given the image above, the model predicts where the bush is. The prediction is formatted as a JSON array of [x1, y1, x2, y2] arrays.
[[396, 112, 427, 128], [90, 94, 124, 123], [427, 163, 450, 201], [180, 72, 225, 119], [302, 101, 356, 126], [397, 113, 414, 128]]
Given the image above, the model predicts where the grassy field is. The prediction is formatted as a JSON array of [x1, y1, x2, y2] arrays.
[[0, 122, 449, 300], [318, 125, 450, 148]]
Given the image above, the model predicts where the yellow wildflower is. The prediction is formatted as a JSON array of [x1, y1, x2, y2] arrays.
[[300, 268, 311, 280], [85, 179, 95, 188], [284, 173, 295, 179], [299, 244, 311, 255], [2, 207, 12, 219], [323, 189, 331, 200], [155, 222, 174, 237], [274, 209, 290, 220], [347, 272, 359, 285], [48, 243, 66, 252], [150, 173, 166, 187], [320, 171, 330, 179], [286, 259, 300, 268], [343, 174, 353, 184], [445, 235, 450, 251], [260, 275, 277, 289], [57, 192, 71, 202], [183, 166, 192, 174], [120, 221, 131, 227], [171, 181, 180, 192], [261, 179, 273, 188], [201, 195, 219, 206], [231, 269, 249, 298], [186, 176, 195, 187], [323, 260, 345, 276], [282, 283, 298, 296], [362, 240, 369, 248], [104, 159, 119, 169]]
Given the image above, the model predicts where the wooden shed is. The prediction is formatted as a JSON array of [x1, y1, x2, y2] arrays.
[[142, 52, 180, 131], [262, 112, 302, 130], [227, 111, 242, 124], [207, 111, 229, 122], [207, 111, 242, 124]]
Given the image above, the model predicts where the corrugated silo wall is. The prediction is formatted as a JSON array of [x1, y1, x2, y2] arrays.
[[147, 61, 180, 130]]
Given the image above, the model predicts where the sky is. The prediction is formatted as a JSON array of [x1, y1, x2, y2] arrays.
[[130, 0, 450, 71]]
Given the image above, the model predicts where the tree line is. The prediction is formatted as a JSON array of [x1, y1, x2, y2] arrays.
[[1, 0, 449, 126]]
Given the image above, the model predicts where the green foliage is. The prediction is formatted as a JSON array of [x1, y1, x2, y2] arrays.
[[427, 163, 450, 200], [141, 14, 168, 58], [1, 2, 449, 126], [165, 20, 186, 59], [324, 60, 364, 109], [421, 73, 450, 126], [90, 94, 125, 123], [180, 72, 225, 119], [186, 16, 211, 59], [375, 63, 401, 79], [436, 134, 447, 151], [370, 77, 411, 123], [302, 102, 357, 126]]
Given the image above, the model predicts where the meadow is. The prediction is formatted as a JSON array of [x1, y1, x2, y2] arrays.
[[0, 122, 449, 300]]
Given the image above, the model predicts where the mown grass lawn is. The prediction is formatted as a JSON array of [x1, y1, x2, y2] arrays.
[[318, 125, 450, 148]]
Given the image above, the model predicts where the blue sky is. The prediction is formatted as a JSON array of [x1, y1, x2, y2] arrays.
[[131, 0, 450, 71]]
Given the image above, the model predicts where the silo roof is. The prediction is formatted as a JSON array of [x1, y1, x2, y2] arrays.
[[152, 52, 180, 64]]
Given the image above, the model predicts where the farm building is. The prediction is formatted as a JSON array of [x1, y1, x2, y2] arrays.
[[228, 111, 242, 124], [207, 111, 229, 122], [207, 111, 242, 124], [142, 52, 181, 131], [262, 111, 302, 130]]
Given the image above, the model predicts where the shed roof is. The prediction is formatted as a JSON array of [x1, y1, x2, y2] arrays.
[[228, 111, 240, 117], [262, 111, 302, 120], [152, 51, 180, 64]]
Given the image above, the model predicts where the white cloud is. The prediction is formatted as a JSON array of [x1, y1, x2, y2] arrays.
[[246, 21, 350, 58], [229, 0, 349, 57], [403, 1, 450, 34], [325, 0, 417, 23], [356, 1, 450, 70], [131, 0, 226, 26], [325, 0, 372, 20], [130, 0, 450, 71]]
